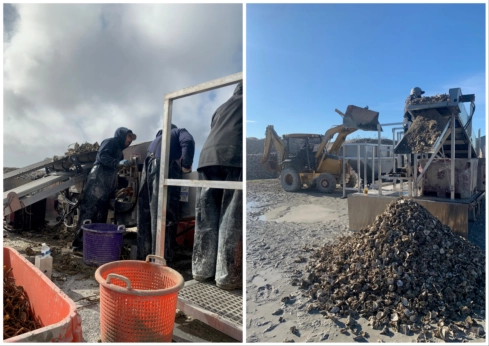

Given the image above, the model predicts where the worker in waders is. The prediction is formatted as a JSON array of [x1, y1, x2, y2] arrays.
[[136, 124, 195, 262], [72, 127, 136, 252], [192, 82, 243, 290]]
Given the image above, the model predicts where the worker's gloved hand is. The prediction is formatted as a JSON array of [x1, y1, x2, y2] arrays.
[[116, 187, 133, 199], [119, 159, 131, 168], [182, 166, 191, 174]]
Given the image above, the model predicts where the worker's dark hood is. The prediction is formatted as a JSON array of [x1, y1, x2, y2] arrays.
[[155, 124, 177, 138], [233, 82, 242, 96], [114, 127, 135, 149]]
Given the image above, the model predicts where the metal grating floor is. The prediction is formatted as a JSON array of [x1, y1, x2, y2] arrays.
[[179, 281, 242, 325]]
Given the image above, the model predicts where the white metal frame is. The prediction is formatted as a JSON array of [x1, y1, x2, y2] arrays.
[[341, 142, 403, 197], [155, 72, 243, 258], [343, 122, 412, 197]]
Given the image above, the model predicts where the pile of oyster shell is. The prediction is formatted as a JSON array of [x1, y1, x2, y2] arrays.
[[298, 198, 485, 341], [64, 142, 100, 156], [53, 142, 100, 161], [411, 94, 450, 105], [398, 109, 449, 154]]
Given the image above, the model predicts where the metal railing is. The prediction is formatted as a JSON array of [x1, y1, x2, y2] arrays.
[[155, 72, 243, 257], [342, 117, 484, 200], [341, 122, 411, 198]]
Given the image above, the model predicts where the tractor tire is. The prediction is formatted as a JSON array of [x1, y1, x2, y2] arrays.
[[280, 167, 302, 192], [316, 173, 336, 194], [346, 169, 358, 188]]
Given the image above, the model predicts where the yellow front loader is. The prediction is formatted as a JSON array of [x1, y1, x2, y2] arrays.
[[260, 105, 381, 193]]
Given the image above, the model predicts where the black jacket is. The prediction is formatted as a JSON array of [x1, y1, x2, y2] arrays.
[[198, 82, 243, 169], [147, 128, 195, 169], [94, 127, 133, 169]]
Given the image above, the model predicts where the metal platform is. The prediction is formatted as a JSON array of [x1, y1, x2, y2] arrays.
[[347, 191, 485, 238], [177, 280, 243, 341]]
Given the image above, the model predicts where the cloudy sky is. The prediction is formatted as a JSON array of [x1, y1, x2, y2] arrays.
[[3, 3, 242, 168]]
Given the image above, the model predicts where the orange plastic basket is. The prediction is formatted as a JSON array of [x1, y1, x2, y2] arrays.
[[94, 255, 184, 342]]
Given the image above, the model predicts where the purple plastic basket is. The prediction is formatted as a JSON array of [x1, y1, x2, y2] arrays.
[[82, 220, 125, 267]]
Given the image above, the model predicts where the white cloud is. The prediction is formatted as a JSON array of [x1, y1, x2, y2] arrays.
[[246, 120, 257, 123], [3, 3, 242, 167]]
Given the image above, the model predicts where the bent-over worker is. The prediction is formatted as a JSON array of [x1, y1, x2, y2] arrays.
[[137, 124, 195, 262], [72, 127, 136, 251]]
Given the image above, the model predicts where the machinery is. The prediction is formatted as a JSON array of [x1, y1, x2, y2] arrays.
[[260, 105, 381, 193], [4, 141, 169, 230], [4, 139, 198, 245], [395, 87, 481, 198], [348, 87, 485, 238]]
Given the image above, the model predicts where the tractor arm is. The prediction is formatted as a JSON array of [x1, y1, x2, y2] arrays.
[[329, 127, 357, 155], [315, 125, 357, 170], [314, 125, 346, 161], [260, 125, 287, 173]]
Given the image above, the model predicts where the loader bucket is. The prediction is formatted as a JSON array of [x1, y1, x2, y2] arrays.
[[342, 105, 382, 132]]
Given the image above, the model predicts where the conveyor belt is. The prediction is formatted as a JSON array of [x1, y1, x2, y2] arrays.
[[394, 88, 477, 158], [4, 174, 73, 203], [3, 158, 57, 180], [4, 151, 98, 181], [3, 172, 88, 216]]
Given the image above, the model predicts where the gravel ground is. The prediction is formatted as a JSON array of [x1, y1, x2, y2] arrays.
[[246, 179, 486, 343]]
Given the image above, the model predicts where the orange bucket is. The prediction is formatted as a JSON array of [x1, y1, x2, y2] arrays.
[[95, 255, 184, 342]]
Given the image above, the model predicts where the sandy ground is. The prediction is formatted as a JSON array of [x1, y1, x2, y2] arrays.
[[3, 227, 237, 343], [246, 179, 486, 343]]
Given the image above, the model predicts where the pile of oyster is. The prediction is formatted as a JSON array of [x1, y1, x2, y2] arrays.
[[64, 142, 100, 156], [53, 142, 100, 161], [397, 109, 449, 154], [299, 198, 485, 341], [411, 94, 450, 105]]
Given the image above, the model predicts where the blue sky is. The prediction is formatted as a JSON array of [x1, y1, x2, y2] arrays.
[[246, 3, 486, 142]]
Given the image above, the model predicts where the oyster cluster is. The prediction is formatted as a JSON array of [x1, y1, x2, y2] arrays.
[[299, 198, 485, 340], [53, 142, 100, 161], [64, 142, 100, 156], [411, 94, 450, 104]]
